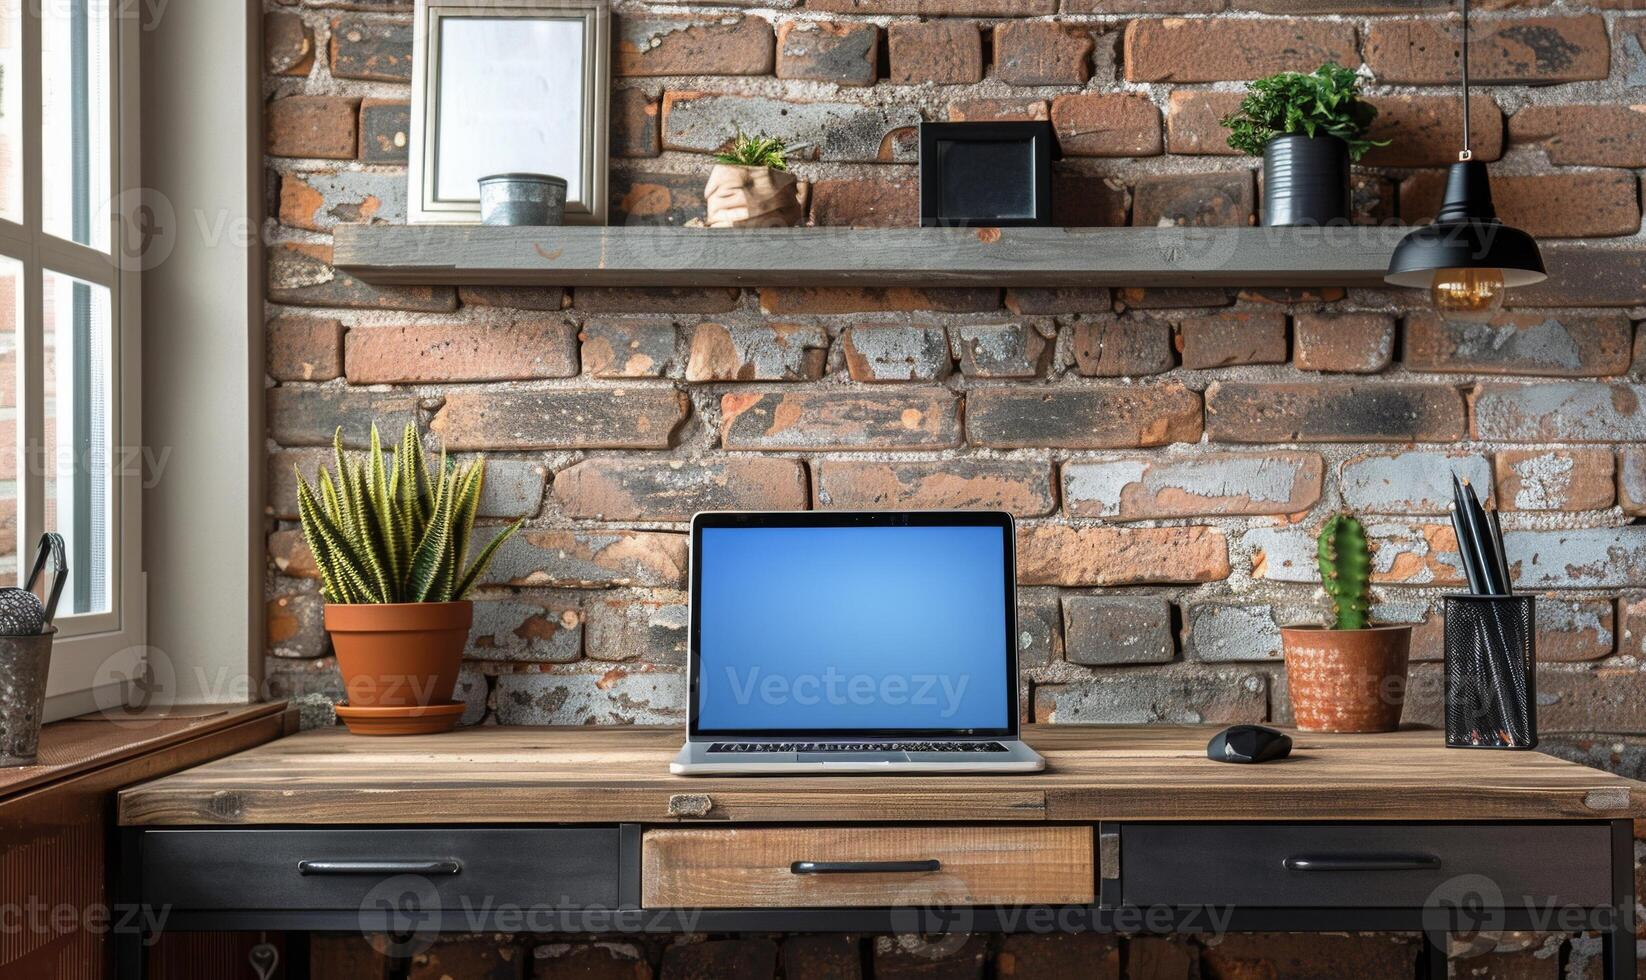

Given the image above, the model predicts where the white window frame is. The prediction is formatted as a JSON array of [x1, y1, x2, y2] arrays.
[[1, 0, 144, 711]]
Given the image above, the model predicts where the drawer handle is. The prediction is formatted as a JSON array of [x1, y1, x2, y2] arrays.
[[297, 859, 463, 876], [790, 860, 942, 875], [1283, 854, 1441, 873]]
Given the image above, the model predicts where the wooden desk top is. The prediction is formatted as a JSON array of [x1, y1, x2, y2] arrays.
[[117, 725, 1646, 826]]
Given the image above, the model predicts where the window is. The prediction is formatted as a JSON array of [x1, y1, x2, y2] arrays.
[[0, 0, 141, 705]]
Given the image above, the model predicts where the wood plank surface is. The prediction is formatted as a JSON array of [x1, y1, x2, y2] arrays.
[[641, 825, 1094, 908], [117, 725, 1646, 826], [332, 225, 1411, 289]]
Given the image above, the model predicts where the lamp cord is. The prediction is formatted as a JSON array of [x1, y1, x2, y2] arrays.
[[1459, 0, 1473, 161]]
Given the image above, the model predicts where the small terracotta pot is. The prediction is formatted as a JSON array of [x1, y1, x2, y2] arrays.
[[324, 601, 472, 736], [704, 164, 806, 228], [1281, 625, 1412, 733]]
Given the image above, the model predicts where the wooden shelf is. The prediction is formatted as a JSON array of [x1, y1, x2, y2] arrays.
[[332, 225, 1411, 289]]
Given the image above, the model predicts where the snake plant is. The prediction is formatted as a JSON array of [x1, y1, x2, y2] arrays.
[[295, 424, 520, 604]]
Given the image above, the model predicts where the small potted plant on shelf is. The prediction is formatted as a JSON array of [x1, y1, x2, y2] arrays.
[[1222, 62, 1387, 228], [295, 423, 520, 736], [1280, 513, 1413, 733], [705, 131, 805, 228]]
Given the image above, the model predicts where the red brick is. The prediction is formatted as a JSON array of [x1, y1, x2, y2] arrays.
[[872, 935, 986, 980], [1115, 286, 1232, 310], [815, 460, 1057, 517], [482, 530, 688, 589], [264, 11, 315, 77], [612, 88, 662, 158], [1050, 94, 1161, 157], [1064, 451, 1324, 520], [330, 16, 410, 82], [268, 242, 457, 312], [267, 386, 416, 448], [806, 0, 1055, 13], [1400, 170, 1639, 239], [776, 20, 879, 87], [1069, 0, 1221, 9], [759, 287, 999, 315], [1164, 90, 1243, 155], [1359, 94, 1504, 166], [556, 458, 808, 521], [408, 937, 524, 980], [1178, 312, 1286, 368], [1510, 104, 1646, 168], [662, 91, 919, 163], [345, 322, 579, 383], [611, 171, 703, 227], [532, 941, 653, 980], [995, 21, 1094, 87], [279, 172, 398, 232], [966, 385, 1202, 448], [1133, 171, 1253, 227], [1365, 15, 1610, 84], [888, 20, 984, 85], [1495, 448, 1615, 512], [268, 592, 326, 659], [1071, 316, 1175, 376], [1053, 173, 1130, 226], [1018, 524, 1230, 586], [1293, 313, 1395, 374], [1404, 312, 1634, 377], [459, 286, 566, 311], [955, 321, 1053, 378], [1624, 448, 1646, 516], [809, 178, 917, 228], [431, 388, 690, 450], [721, 388, 962, 451], [615, 14, 774, 76], [310, 935, 392, 979], [1206, 382, 1467, 443], [359, 98, 409, 164], [782, 935, 862, 980], [1124, 19, 1358, 82], [1005, 288, 1111, 315], [270, 528, 319, 579], [267, 96, 360, 159], [997, 934, 1119, 978], [1035, 669, 1266, 725], [948, 98, 1049, 123], [581, 321, 678, 379], [1471, 382, 1646, 443], [1201, 934, 1417, 980], [574, 287, 741, 314], [267, 316, 343, 382], [685, 322, 828, 381]]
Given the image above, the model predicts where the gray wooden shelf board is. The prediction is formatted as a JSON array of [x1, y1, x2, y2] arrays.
[[331, 225, 1412, 289]]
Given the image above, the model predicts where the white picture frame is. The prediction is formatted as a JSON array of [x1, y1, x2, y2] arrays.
[[410, 0, 610, 225]]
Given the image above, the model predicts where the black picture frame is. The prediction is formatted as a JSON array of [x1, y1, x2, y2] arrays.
[[918, 121, 1055, 228]]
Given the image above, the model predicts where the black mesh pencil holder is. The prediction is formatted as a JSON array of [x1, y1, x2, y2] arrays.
[[1444, 594, 1536, 749]]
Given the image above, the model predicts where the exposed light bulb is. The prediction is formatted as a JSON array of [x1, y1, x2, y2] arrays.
[[1429, 267, 1505, 323]]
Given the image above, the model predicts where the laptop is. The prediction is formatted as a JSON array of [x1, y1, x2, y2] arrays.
[[671, 511, 1045, 775]]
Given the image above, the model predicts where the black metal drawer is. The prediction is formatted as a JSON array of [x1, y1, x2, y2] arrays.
[[141, 829, 621, 911], [1120, 823, 1611, 909]]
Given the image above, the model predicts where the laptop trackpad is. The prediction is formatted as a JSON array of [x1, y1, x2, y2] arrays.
[[800, 752, 909, 764]]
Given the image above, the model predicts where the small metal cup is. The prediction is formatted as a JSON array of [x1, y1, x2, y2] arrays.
[[0, 628, 56, 766], [478, 173, 567, 226]]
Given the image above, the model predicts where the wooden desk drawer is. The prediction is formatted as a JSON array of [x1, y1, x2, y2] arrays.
[[642, 826, 1093, 908], [141, 829, 620, 911], [1120, 823, 1611, 909]]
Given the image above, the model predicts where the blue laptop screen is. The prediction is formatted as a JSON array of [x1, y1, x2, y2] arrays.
[[694, 524, 1011, 732]]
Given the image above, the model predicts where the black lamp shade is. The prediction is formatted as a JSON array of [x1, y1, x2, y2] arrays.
[[1384, 160, 1546, 289]]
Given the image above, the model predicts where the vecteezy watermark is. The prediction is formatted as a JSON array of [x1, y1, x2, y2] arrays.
[[722, 666, 971, 718], [0, 898, 170, 947]]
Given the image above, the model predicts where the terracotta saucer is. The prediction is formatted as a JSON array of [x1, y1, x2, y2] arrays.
[[334, 700, 465, 736]]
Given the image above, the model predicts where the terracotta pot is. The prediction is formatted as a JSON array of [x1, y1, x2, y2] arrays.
[[324, 601, 472, 736], [1281, 625, 1412, 733], [704, 164, 806, 228]]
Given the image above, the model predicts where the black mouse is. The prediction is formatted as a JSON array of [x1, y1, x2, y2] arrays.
[[1207, 725, 1292, 764]]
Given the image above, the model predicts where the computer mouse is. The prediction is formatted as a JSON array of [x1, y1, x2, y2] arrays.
[[1207, 725, 1292, 764]]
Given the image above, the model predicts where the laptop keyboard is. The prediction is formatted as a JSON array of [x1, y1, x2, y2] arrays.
[[707, 741, 1008, 754]]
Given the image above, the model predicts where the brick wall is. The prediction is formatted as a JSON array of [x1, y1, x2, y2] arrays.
[[263, 0, 1646, 975]]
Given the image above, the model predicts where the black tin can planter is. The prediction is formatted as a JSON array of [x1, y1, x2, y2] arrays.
[[1262, 134, 1351, 227]]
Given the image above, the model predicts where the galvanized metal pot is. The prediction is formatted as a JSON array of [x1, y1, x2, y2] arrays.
[[0, 628, 56, 766], [478, 173, 567, 226]]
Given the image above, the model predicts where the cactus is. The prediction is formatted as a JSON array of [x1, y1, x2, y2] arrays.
[[1317, 513, 1372, 630], [294, 423, 521, 605]]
